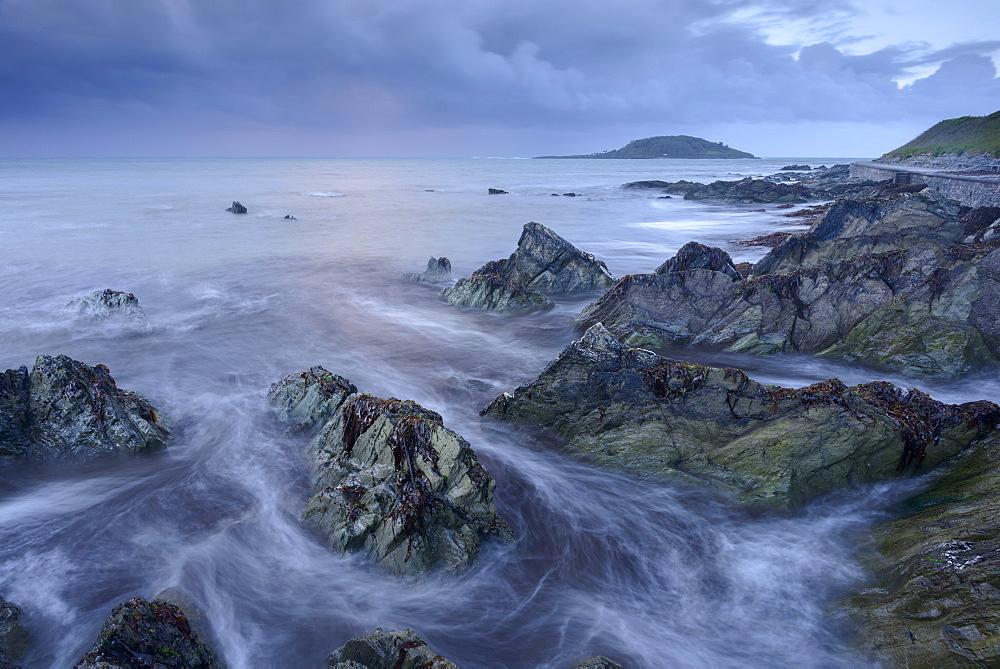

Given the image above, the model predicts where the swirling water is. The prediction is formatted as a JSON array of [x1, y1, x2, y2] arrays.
[[0, 157, 994, 667]]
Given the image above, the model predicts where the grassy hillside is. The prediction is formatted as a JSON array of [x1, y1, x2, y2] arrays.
[[884, 110, 1000, 158], [536, 135, 756, 159]]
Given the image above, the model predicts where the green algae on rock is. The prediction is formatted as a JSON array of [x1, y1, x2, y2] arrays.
[[847, 432, 1000, 666], [482, 324, 1000, 508], [269, 367, 512, 576]]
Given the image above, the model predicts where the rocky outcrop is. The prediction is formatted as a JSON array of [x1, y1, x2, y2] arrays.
[[226, 201, 247, 214], [76, 597, 220, 668], [847, 433, 1000, 666], [0, 598, 28, 668], [327, 628, 457, 668], [0, 355, 169, 460], [576, 192, 1000, 378], [401, 257, 454, 285], [269, 367, 511, 576], [781, 164, 812, 171], [481, 324, 1000, 508], [624, 178, 813, 203], [67, 289, 149, 328], [654, 241, 742, 280], [442, 222, 613, 313], [572, 657, 623, 669]]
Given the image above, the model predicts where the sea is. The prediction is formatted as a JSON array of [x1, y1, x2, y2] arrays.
[[0, 157, 995, 667]]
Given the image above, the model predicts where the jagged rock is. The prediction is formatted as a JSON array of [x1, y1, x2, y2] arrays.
[[0, 355, 169, 460], [327, 628, 457, 668], [576, 192, 1000, 378], [67, 289, 149, 328], [226, 201, 247, 214], [481, 324, 1000, 508], [0, 598, 28, 668], [621, 180, 673, 190], [781, 164, 812, 171], [284, 214, 297, 220], [654, 241, 742, 280], [960, 206, 1000, 241], [847, 433, 1000, 666], [734, 231, 794, 248], [269, 367, 512, 576], [572, 657, 623, 669], [487, 188, 508, 195], [76, 597, 220, 668], [401, 257, 454, 285], [440, 274, 552, 313]]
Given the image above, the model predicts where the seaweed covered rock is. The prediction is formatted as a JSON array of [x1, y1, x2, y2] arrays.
[[0, 355, 169, 460], [442, 222, 613, 312], [481, 324, 1000, 508], [0, 598, 28, 668], [67, 289, 149, 328], [76, 597, 220, 668], [327, 628, 457, 668], [440, 273, 553, 313], [269, 367, 511, 576], [847, 433, 1000, 666], [576, 192, 1000, 378], [402, 257, 453, 285]]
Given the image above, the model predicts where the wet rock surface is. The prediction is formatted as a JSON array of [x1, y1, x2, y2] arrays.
[[67, 289, 149, 327], [0, 598, 28, 668], [402, 257, 454, 285], [481, 324, 1000, 508], [76, 597, 220, 668], [225, 201, 247, 214], [577, 191, 1000, 378], [269, 366, 512, 576], [0, 355, 169, 460], [571, 657, 623, 669], [441, 222, 612, 312], [327, 628, 457, 668], [847, 433, 1000, 667]]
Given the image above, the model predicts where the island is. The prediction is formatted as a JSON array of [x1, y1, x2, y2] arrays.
[[535, 135, 757, 159]]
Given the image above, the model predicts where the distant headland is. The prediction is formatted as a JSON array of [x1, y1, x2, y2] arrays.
[[881, 110, 1000, 161], [535, 135, 757, 159]]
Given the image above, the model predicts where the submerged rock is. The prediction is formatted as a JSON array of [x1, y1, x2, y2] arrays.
[[76, 597, 220, 668], [67, 289, 149, 328], [0, 598, 28, 668], [572, 657, 623, 669], [269, 367, 512, 576], [401, 257, 454, 285], [226, 201, 247, 214], [440, 274, 553, 313], [847, 433, 1000, 666], [0, 355, 169, 460], [327, 628, 457, 668], [487, 188, 508, 195], [481, 324, 1000, 508], [576, 192, 1000, 379]]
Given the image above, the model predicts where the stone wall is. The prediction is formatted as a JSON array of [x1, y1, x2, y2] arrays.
[[850, 162, 1000, 207]]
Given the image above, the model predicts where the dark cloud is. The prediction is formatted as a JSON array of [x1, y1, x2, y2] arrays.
[[0, 0, 996, 155]]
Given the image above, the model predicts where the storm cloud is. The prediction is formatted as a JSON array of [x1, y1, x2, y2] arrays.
[[0, 0, 996, 156]]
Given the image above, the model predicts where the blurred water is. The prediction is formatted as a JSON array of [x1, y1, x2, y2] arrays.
[[0, 157, 965, 667]]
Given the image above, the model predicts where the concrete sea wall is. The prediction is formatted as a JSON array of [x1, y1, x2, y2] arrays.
[[850, 162, 1000, 207]]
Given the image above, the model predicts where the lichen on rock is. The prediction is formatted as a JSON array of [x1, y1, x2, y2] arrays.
[[269, 366, 512, 575]]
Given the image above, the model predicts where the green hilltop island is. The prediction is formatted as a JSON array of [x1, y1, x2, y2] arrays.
[[535, 135, 757, 159]]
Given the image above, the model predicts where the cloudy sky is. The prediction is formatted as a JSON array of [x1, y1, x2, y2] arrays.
[[0, 0, 996, 158]]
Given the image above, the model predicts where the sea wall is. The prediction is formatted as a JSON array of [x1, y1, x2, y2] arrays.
[[850, 162, 1000, 207]]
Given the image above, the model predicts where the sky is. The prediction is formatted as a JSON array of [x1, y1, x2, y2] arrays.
[[0, 0, 997, 158]]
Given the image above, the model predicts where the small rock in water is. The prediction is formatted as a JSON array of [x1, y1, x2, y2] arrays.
[[657, 195, 673, 199], [226, 200, 248, 213], [572, 657, 624, 669], [67, 288, 149, 328], [780, 164, 812, 171], [327, 628, 457, 668], [563, 192, 578, 197], [0, 598, 29, 667], [268, 366, 512, 576], [487, 188, 508, 195], [284, 214, 297, 220], [76, 597, 221, 668], [402, 256, 454, 285]]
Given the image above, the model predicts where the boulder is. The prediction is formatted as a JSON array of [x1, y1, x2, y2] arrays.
[[327, 628, 457, 668], [67, 289, 148, 327], [76, 597, 220, 668], [440, 274, 553, 313], [575, 192, 1000, 378], [269, 367, 512, 576], [847, 433, 1000, 666], [0, 355, 169, 460], [226, 201, 247, 214], [481, 324, 1000, 508], [487, 188, 508, 195], [572, 657, 623, 669], [401, 257, 454, 285], [0, 598, 28, 668]]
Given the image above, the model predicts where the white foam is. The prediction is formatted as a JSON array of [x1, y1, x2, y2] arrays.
[[301, 191, 345, 198]]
